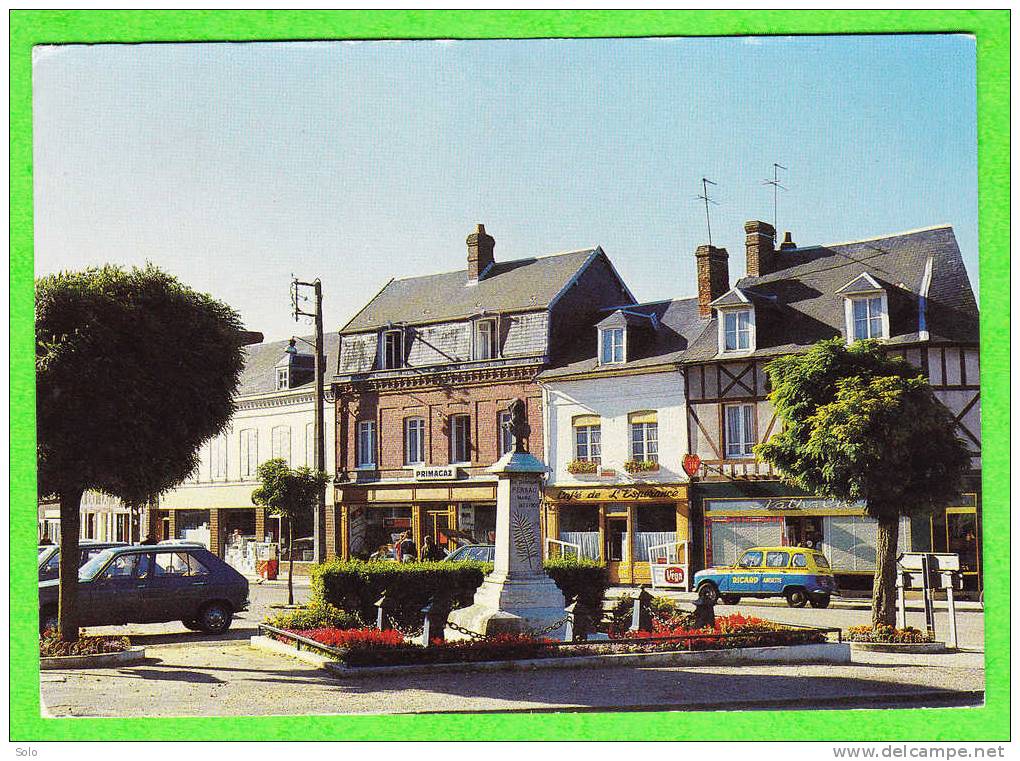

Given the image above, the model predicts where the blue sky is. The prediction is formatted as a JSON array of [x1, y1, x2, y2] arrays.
[[33, 35, 977, 342]]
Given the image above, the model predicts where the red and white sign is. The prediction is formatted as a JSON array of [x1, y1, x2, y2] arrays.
[[651, 563, 688, 590], [682, 454, 701, 478]]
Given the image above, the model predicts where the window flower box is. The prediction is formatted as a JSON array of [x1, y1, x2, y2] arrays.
[[567, 459, 599, 475], [623, 460, 660, 474]]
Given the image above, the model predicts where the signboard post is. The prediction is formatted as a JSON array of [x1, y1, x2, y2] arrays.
[[896, 552, 961, 649]]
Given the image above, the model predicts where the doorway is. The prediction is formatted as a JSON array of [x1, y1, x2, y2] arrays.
[[427, 510, 453, 553]]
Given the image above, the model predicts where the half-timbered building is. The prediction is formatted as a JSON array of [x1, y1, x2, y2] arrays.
[[682, 221, 982, 592]]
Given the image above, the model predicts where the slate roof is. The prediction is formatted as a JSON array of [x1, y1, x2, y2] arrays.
[[341, 248, 600, 333], [683, 225, 978, 362], [539, 297, 710, 379], [237, 332, 341, 396]]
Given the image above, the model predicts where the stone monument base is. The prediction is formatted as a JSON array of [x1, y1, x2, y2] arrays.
[[445, 573, 567, 640]]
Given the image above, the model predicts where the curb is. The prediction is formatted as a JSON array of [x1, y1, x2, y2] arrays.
[[316, 642, 851, 678], [849, 641, 950, 654], [250, 635, 334, 667], [406, 689, 985, 714], [40, 646, 146, 670]]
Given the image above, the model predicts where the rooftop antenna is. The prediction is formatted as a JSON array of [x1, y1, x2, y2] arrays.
[[762, 163, 787, 232], [696, 177, 719, 246]]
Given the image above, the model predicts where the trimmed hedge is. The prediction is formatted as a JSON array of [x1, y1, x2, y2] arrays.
[[311, 560, 490, 629], [310, 557, 610, 632], [265, 600, 362, 631]]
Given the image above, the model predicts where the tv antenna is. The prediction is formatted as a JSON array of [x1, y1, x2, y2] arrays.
[[762, 163, 787, 232], [696, 177, 719, 246]]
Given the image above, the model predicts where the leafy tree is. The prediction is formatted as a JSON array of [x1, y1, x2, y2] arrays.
[[251, 459, 328, 605], [36, 264, 247, 641], [756, 339, 972, 627]]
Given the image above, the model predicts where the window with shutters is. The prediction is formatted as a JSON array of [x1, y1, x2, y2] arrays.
[[239, 429, 258, 478], [210, 435, 228, 480], [271, 425, 291, 465]]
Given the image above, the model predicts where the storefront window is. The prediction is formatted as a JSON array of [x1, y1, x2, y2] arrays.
[[559, 505, 600, 560], [472, 504, 497, 544], [947, 512, 979, 573], [633, 503, 676, 563], [361, 506, 413, 558]]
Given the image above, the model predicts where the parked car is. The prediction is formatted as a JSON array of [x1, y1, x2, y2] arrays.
[[445, 544, 495, 563], [693, 546, 838, 609], [39, 544, 249, 634], [38, 540, 128, 582]]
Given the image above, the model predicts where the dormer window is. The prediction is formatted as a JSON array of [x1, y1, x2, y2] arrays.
[[382, 329, 404, 369], [474, 318, 498, 360], [723, 309, 753, 352], [276, 367, 290, 390], [711, 288, 756, 355], [850, 296, 885, 340], [837, 273, 889, 343], [600, 327, 625, 364]]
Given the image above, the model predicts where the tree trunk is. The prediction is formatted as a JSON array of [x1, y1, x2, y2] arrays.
[[58, 488, 84, 642], [287, 518, 295, 606], [872, 514, 901, 628]]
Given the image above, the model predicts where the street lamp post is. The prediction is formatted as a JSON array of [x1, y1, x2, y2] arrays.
[[290, 278, 326, 564]]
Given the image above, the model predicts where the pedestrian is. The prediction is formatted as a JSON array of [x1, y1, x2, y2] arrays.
[[420, 535, 445, 562], [398, 532, 417, 563]]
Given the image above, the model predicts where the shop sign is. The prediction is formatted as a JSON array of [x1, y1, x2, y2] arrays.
[[414, 466, 457, 481], [682, 454, 701, 477], [383, 517, 411, 529], [552, 485, 685, 502], [651, 564, 688, 590], [705, 497, 864, 515]]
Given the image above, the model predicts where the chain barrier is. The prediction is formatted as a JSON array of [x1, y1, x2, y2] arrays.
[[533, 614, 572, 636], [444, 619, 488, 641]]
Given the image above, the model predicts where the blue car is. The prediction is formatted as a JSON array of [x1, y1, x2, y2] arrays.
[[693, 546, 838, 608]]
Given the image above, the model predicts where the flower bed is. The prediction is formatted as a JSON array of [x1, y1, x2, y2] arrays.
[[268, 614, 826, 668], [846, 624, 934, 644], [40, 630, 130, 658], [265, 601, 362, 631]]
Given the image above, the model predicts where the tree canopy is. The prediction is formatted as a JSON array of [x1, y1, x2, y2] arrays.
[[251, 459, 327, 522], [756, 339, 972, 626], [755, 339, 971, 521], [36, 264, 248, 503], [36, 263, 249, 639]]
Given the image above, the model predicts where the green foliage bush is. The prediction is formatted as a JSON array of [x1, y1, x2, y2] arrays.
[[311, 560, 491, 629], [265, 600, 361, 631], [311, 556, 610, 631]]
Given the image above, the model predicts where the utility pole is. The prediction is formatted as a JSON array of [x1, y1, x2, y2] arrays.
[[291, 277, 326, 564]]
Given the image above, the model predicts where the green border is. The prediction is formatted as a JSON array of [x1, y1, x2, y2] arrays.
[[10, 9, 1009, 742]]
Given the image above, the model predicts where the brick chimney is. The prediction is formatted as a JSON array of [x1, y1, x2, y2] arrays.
[[467, 223, 495, 281], [744, 220, 776, 277], [696, 245, 729, 317]]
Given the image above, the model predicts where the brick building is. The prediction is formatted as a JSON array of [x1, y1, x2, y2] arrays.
[[329, 224, 634, 560]]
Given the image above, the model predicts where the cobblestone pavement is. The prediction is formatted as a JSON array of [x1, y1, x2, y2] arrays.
[[43, 592, 984, 717]]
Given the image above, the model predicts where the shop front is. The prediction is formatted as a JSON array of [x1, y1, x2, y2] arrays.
[[543, 484, 690, 585], [333, 477, 499, 560], [700, 492, 912, 590], [927, 491, 982, 594]]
